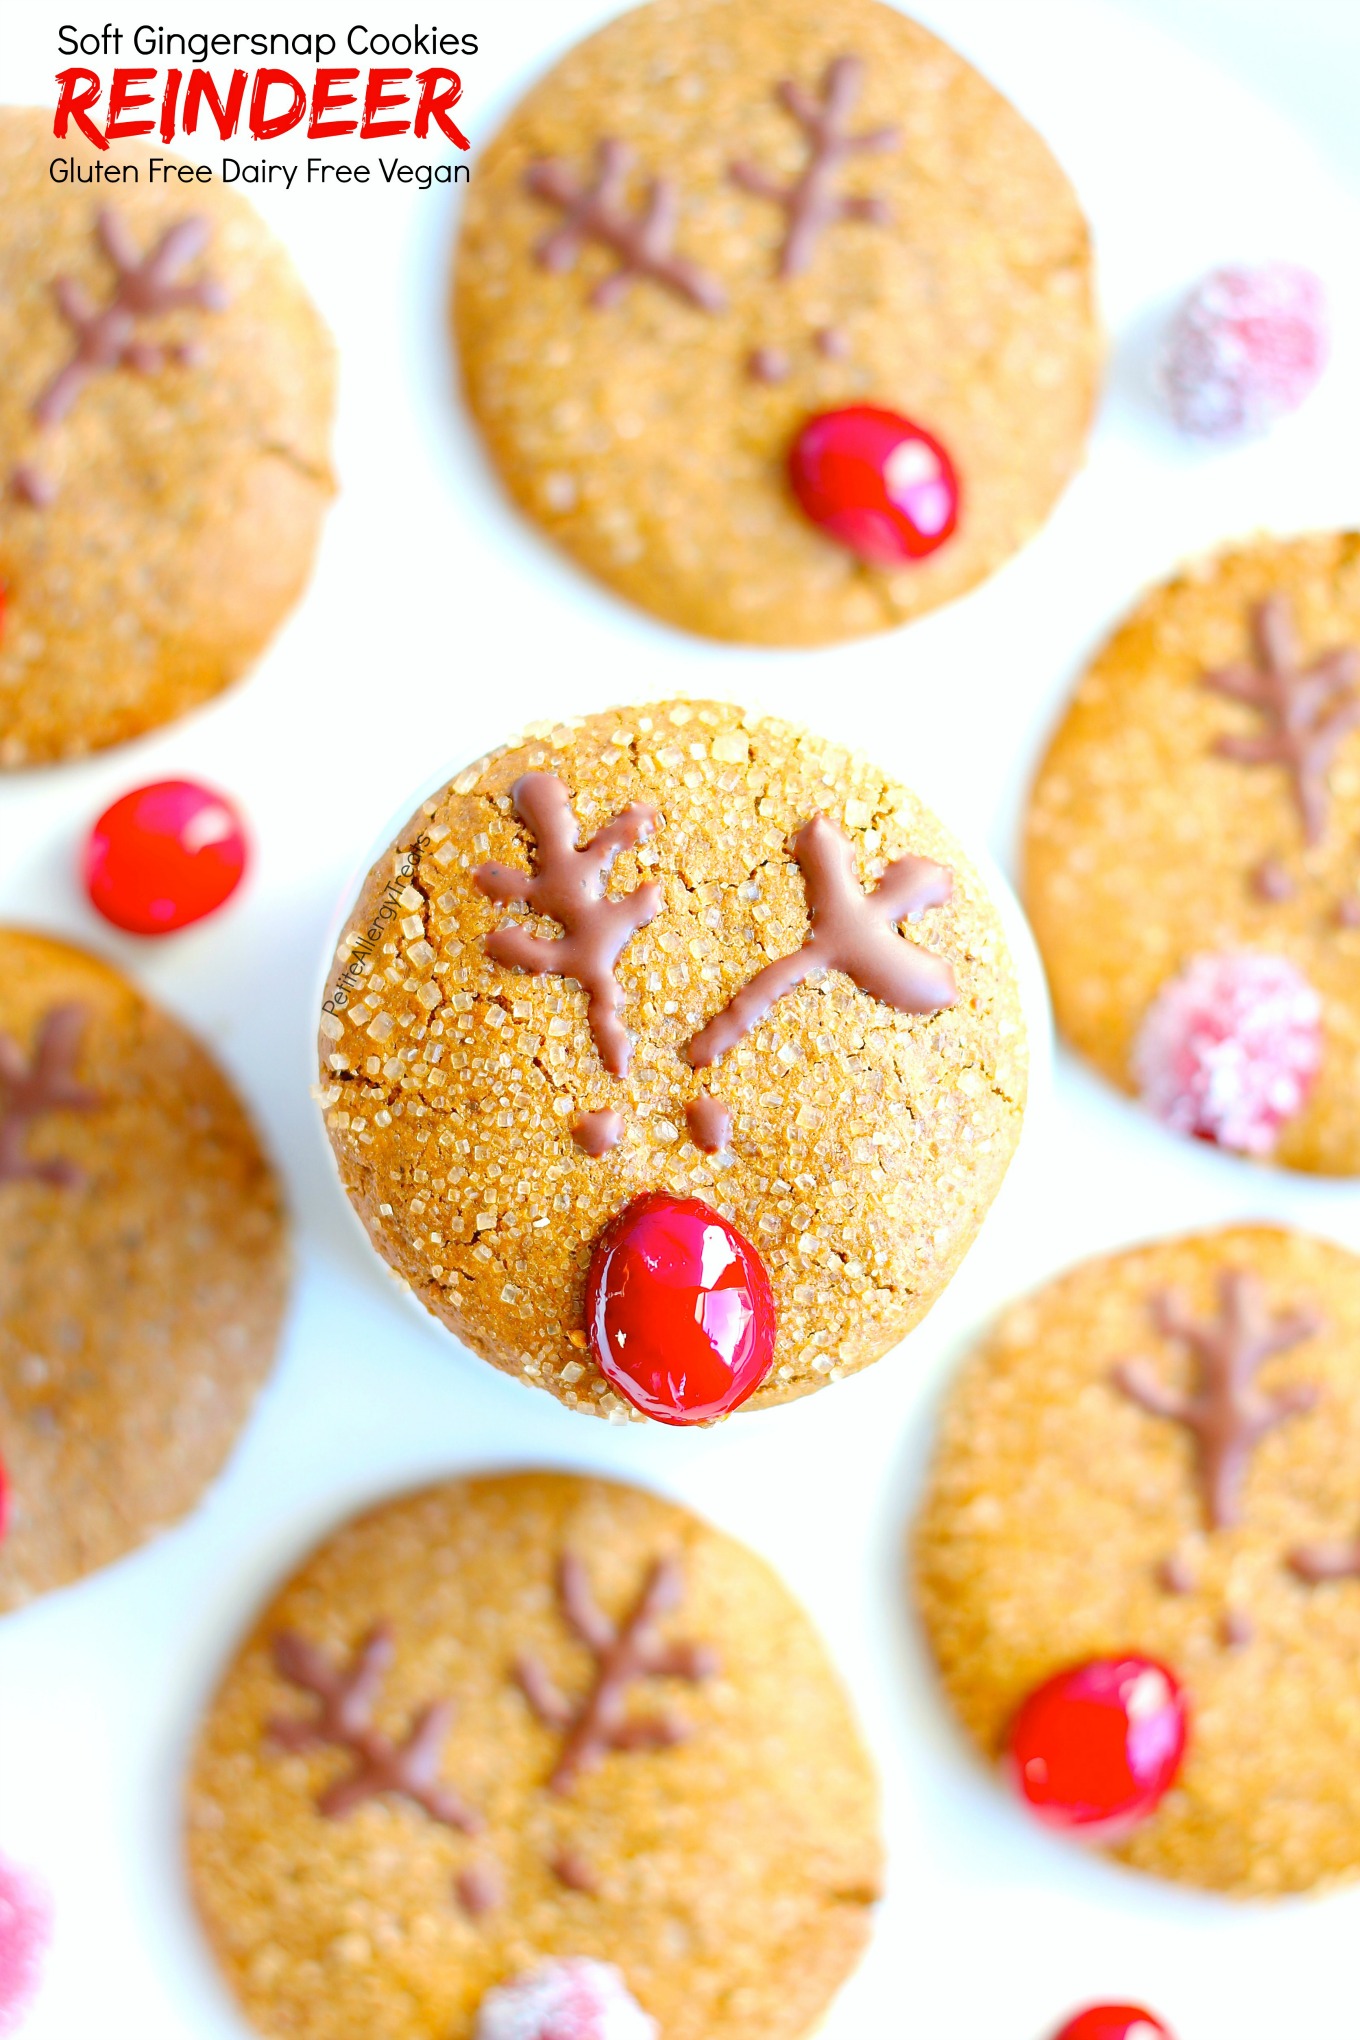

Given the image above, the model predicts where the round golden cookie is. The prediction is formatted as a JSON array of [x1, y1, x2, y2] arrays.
[[0, 108, 335, 766], [187, 1468, 882, 2040], [914, 1224, 1360, 1897], [0, 927, 288, 1610], [316, 700, 1027, 1417], [454, 0, 1099, 647], [1025, 531, 1360, 1174]]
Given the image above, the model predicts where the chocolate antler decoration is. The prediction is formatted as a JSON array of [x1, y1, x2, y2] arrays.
[[730, 55, 899, 277], [14, 210, 225, 507], [1113, 1269, 1321, 1531], [515, 1553, 718, 1796], [268, 1623, 481, 1831], [1290, 1530, 1360, 1584], [525, 140, 727, 312], [0, 1005, 100, 1188], [473, 773, 662, 1077], [1203, 595, 1360, 845], [687, 813, 955, 1069]]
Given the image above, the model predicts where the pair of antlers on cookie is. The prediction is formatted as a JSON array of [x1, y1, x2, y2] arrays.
[[469, 770, 956, 1080], [525, 54, 898, 312]]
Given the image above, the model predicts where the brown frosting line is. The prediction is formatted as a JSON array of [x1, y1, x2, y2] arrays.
[[0, 1003, 100, 1189], [1252, 856, 1296, 902], [687, 812, 955, 1069], [572, 1108, 623, 1156], [473, 773, 661, 1078], [514, 1552, 718, 1797], [12, 463, 57, 509], [685, 1094, 732, 1153], [551, 1847, 599, 1895], [525, 140, 727, 312], [730, 55, 899, 278], [1203, 594, 1360, 846], [1289, 1534, 1360, 1583], [15, 210, 225, 506], [747, 345, 791, 384], [455, 1862, 502, 1918], [1112, 1268, 1322, 1532], [268, 1623, 481, 1832], [1158, 1551, 1196, 1595]]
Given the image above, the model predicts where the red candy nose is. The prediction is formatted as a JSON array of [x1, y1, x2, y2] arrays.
[[789, 405, 959, 566], [585, 1193, 776, 1424], [1052, 2007, 1174, 2040], [1007, 1656, 1187, 1838], [85, 779, 248, 935]]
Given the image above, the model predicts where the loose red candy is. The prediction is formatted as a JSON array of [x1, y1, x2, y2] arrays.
[[585, 1193, 776, 1424], [1052, 2008, 1173, 2040], [1007, 1656, 1187, 1837], [85, 779, 248, 935], [789, 405, 958, 566]]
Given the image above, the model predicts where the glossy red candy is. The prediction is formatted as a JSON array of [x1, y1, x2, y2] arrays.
[[585, 1193, 776, 1424], [85, 779, 248, 935], [1007, 1656, 1187, 1837], [1052, 2007, 1173, 2040], [788, 405, 958, 565]]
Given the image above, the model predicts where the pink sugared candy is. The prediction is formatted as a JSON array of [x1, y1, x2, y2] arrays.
[[1052, 2009, 1173, 2040], [473, 1958, 658, 2040], [0, 1854, 49, 2036], [788, 405, 958, 565], [85, 779, 248, 936], [1007, 1656, 1188, 1839], [1133, 952, 1321, 1156], [1161, 262, 1328, 439]]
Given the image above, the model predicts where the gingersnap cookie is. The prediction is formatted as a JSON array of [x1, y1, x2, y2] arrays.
[[187, 1469, 882, 2040], [0, 927, 288, 1611], [914, 1224, 1360, 1896], [1025, 532, 1360, 1174], [316, 700, 1026, 1423], [455, 0, 1099, 647], [0, 108, 335, 766]]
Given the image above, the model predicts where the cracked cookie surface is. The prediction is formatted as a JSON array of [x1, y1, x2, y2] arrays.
[[0, 926, 288, 1610], [454, 0, 1100, 646], [188, 1469, 882, 2040], [0, 107, 335, 765], [317, 699, 1026, 1416]]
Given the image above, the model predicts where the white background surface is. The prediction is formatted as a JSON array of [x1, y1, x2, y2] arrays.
[[2, 2, 1360, 2035]]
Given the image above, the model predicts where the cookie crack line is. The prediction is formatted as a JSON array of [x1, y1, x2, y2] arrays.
[[255, 438, 336, 491]]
